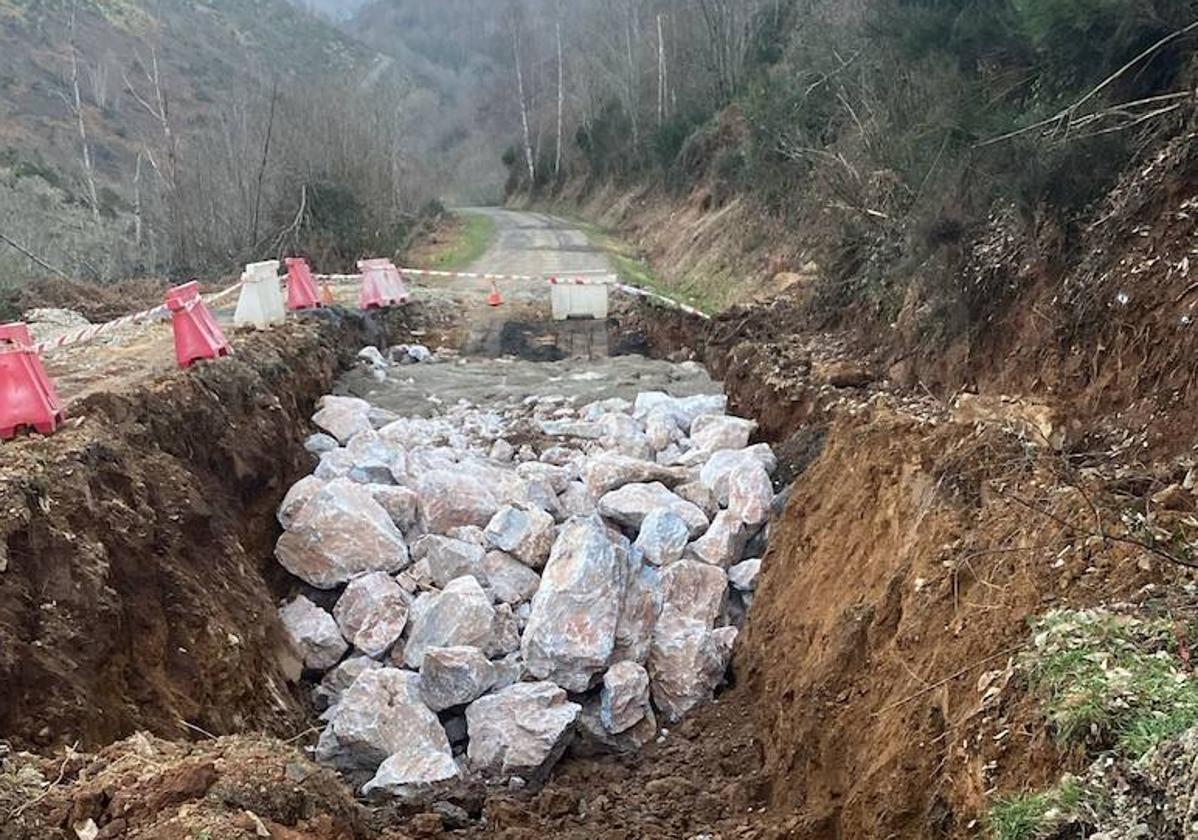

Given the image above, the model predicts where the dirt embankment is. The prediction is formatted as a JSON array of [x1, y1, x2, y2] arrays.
[[0, 308, 424, 751]]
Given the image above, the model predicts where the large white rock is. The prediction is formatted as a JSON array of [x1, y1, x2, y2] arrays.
[[316, 669, 443, 770], [367, 485, 420, 533], [333, 572, 410, 659], [633, 392, 727, 431], [403, 576, 496, 669], [314, 449, 354, 481], [278, 475, 323, 529], [583, 453, 686, 497], [661, 559, 728, 626], [598, 482, 709, 538], [515, 462, 574, 494], [279, 595, 347, 672], [465, 682, 581, 780], [648, 611, 732, 722], [346, 430, 406, 484], [574, 702, 657, 756], [690, 415, 756, 452], [688, 510, 748, 569], [419, 646, 498, 712], [362, 745, 460, 800], [699, 445, 778, 505], [312, 396, 372, 444], [483, 551, 541, 604], [612, 562, 663, 665], [558, 481, 597, 518], [487, 602, 522, 658], [634, 509, 690, 566], [521, 515, 625, 692], [484, 505, 556, 570], [304, 433, 340, 455], [643, 409, 681, 453], [418, 470, 500, 533], [314, 656, 383, 710], [275, 479, 410, 589], [674, 482, 720, 520], [727, 463, 773, 526], [600, 661, 652, 735], [411, 535, 486, 588], [728, 558, 762, 592]]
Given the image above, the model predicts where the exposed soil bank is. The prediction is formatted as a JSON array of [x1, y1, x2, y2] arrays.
[[0, 308, 427, 751]]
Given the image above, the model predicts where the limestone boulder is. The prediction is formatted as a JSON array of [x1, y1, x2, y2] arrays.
[[486, 602, 522, 658], [368, 485, 420, 533], [648, 610, 733, 722], [411, 535, 486, 588], [600, 661, 652, 735], [313, 396, 372, 444], [598, 482, 709, 538], [465, 682, 581, 780], [661, 559, 729, 626], [346, 430, 405, 485], [316, 669, 446, 771], [304, 433, 340, 455], [403, 576, 496, 669], [482, 551, 541, 605], [688, 510, 748, 569], [521, 515, 624, 692], [573, 702, 657, 757], [633, 509, 690, 567], [633, 392, 727, 432], [275, 479, 409, 589], [728, 558, 762, 592], [419, 646, 497, 712], [674, 482, 720, 520], [690, 415, 756, 452], [333, 572, 410, 659], [314, 656, 383, 710], [583, 453, 686, 497], [484, 505, 556, 570], [278, 475, 322, 529], [727, 463, 774, 527], [279, 595, 347, 672], [612, 562, 663, 665], [418, 470, 500, 534], [558, 481, 597, 518], [699, 445, 777, 505]]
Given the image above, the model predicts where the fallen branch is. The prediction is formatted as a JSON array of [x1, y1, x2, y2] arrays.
[[0, 231, 72, 280]]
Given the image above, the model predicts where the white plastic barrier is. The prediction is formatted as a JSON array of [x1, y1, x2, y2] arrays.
[[234, 260, 286, 329], [551, 283, 609, 320]]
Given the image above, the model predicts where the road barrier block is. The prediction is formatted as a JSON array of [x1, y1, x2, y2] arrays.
[[357, 259, 404, 310], [167, 282, 231, 368], [234, 260, 286, 328], [285, 257, 322, 311], [0, 323, 65, 440]]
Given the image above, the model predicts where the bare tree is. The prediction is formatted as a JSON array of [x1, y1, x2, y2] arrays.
[[60, 1, 101, 225], [510, 5, 537, 185], [555, 18, 564, 178]]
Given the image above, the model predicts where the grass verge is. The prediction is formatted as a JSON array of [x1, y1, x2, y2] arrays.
[[416, 212, 497, 272]]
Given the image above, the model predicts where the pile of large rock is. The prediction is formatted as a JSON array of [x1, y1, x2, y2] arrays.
[[276, 374, 773, 798]]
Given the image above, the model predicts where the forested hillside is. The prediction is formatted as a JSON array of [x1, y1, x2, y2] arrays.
[[0, 0, 443, 288]]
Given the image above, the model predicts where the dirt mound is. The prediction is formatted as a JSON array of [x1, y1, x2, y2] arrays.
[[1, 733, 370, 839], [0, 277, 177, 324], [0, 308, 422, 751]]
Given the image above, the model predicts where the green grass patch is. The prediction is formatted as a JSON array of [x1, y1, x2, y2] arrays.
[[573, 218, 718, 314], [1022, 609, 1198, 757], [420, 212, 496, 272], [989, 778, 1089, 840]]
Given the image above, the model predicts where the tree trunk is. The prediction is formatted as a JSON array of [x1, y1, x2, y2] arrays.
[[66, 2, 101, 225], [555, 20, 564, 178], [513, 26, 537, 186]]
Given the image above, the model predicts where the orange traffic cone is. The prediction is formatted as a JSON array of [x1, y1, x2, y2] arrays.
[[487, 279, 503, 307]]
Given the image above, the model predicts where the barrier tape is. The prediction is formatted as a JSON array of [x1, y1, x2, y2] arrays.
[[615, 284, 711, 320], [35, 281, 244, 355], [316, 267, 612, 285]]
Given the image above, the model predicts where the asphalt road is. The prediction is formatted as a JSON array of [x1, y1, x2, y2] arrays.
[[463, 208, 611, 279]]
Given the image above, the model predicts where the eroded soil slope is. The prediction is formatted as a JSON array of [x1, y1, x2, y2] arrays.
[[0, 308, 431, 751]]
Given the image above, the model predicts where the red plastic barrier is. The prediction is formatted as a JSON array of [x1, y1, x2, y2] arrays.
[[0, 322, 65, 440], [285, 257, 322, 311], [166, 282, 231, 368], [357, 259, 403, 310]]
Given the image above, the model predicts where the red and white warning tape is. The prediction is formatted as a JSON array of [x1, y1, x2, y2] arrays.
[[316, 267, 612, 285], [35, 281, 244, 355], [547, 275, 618, 285], [614, 284, 711, 320]]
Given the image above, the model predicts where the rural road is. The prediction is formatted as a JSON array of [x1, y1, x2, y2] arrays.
[[463, 208, 611, 279]]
